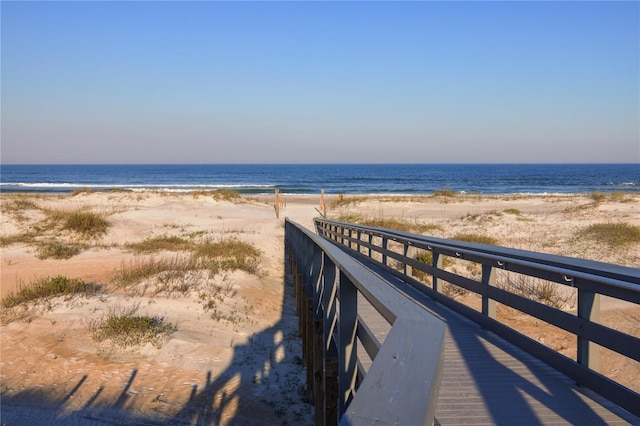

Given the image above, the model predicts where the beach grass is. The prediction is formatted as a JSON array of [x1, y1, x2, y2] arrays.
[[124, 235, 193, 253], [194, 238, 261, 259], [190, 189, 242, 201], [112, 238, 262, 288], [37, 241, 83, 260], [452, 232, 499, 246], [1, 275, 95, 309], [576, 223, 640, 247], [334, 213, 441, 234], [88, 304, 176, 349], [0, 232, 38, 247], [42, 208, 109, 236]]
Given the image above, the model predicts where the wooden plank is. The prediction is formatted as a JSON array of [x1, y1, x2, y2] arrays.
[[351, 259, 639, 425]]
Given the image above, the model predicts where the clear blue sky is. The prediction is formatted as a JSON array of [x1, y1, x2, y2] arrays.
[[1, 1, 638, 164]]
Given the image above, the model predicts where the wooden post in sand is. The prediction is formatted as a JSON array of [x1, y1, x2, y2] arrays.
[[320, 189, 326, 218], [274, 189, 285, 218]]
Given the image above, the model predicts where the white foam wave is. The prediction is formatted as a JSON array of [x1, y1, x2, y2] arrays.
[[0, 182, 277, 189]]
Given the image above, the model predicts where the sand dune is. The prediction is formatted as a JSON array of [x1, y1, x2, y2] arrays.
[[1, 191, 638, 424]]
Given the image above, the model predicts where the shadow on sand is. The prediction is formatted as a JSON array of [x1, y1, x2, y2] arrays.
[[1, 257, 313, 425]]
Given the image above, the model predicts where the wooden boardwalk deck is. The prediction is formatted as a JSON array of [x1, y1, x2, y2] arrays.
[[355, 261, 639, 425]]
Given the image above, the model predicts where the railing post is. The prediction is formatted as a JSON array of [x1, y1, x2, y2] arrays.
[[356, 230, 362, 254], [313, 313, 324, 425], [338, 271, 358, 416], [309, 246, 323, 414], [432, 251, 443, 293], [325, 342, 339, 426], [404, 243, 412, 276], [577, 289, 600, 372], [367, 233, 373, 257], [382, 237, 388, 266], [481, 264, 497, 320], [303, 245, 320, 403], [323, 259, 338, 426]]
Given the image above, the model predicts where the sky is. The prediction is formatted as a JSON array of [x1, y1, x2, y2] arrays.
[[1, 1, 638, 164]]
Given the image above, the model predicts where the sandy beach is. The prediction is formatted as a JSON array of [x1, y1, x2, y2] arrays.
[[1, 191, 639, 424]]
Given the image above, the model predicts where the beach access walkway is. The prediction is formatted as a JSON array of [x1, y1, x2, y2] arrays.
[[356, 260, 636, 425], [285, 217, 640, 425]]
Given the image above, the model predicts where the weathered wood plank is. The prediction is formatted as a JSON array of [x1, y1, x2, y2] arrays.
[[353, 257, 639, 425]]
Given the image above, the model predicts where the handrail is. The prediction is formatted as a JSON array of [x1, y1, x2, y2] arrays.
[[314, 217, 640, 418], [285, 218, 446, 425]]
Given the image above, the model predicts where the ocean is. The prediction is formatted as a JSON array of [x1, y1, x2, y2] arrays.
[[0, 163, 638, 195]]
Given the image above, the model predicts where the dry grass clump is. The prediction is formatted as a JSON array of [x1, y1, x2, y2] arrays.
[[62, 211, 109, 235], [190, 189, 241, 201], [1, 276, 95, 309], [589, 191, 633, 205], [112, 238, 262, 290], [41, 208, 109, 236], [0, 232, 37, 247], [1, 197, 40, 213], [431, 188, 457, 198], [330, 194, 370, 208], [37, 241, 83, 259], [590, 191, 608, 203], [576, 223, 640, 247], [1, 197, 40, 223], [88, 304, 176, 349], [195, 239, 262, 275], [0, 200, 109, 255], [334, 214, 441, 234], [70, 188, 95, 196], [194, 238, 261, 259], [497, 272, 575, 310], [124, 235, 193, 253], [111, 256, 199, 288], [452, 233, 499, 246]]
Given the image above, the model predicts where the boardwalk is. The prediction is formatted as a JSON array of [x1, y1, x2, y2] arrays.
[[356, 259, 638, 425]]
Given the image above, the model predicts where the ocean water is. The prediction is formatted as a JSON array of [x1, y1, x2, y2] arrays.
[[0, 163, 638, 195]]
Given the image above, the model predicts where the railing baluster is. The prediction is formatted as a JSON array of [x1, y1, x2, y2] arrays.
[[577, 287, 600, 373], [432, 250, 443, 293], [482, 264, 497, 320], [338, 271, 358, 415], [404, 243, 412, 276]]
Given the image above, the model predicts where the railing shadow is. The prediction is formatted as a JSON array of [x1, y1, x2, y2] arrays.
[[0, 260, 313, 425], [361, 259, 637, 425]]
